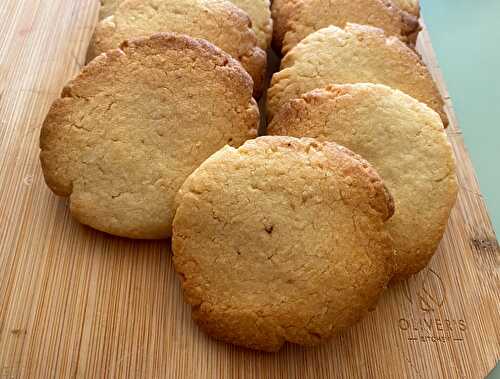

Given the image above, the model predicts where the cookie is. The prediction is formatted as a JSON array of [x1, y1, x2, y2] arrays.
[[394, 0, 420, 17], [267, 24, 448, 126], [271, 0, 419, 55], [230, 0, 273, 49], [98, 0, 273, 49], [172, 136, 395, 351], [40, 33, 259, 239], [270, 0, 291, 52], [89, 0, 266, 96], [268, 84, 458, 279]]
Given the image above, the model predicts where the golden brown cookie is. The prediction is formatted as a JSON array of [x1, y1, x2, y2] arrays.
[[267, 24, 448, 125], [98, 0, 273, 49], [271, 0, 419, 55], [90, 0, 266, 96], [172, 136, 395, 351], [394, 0, 420, 17], [270, 0, 293, 52], [40, 33, 259, 239], [230, 0, 272, 49], [268, 84, 458, 279]]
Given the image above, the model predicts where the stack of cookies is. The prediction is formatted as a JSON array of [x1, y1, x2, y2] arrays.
[[40, 0, 458, 352]]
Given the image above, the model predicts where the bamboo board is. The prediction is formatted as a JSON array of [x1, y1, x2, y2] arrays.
[[0, 1, 499, 378]]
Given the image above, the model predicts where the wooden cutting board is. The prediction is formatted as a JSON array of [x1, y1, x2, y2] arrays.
[[0, 1, 498, 378]]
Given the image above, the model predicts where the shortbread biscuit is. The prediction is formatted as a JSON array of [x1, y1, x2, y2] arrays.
[[267, 24, 447, 125], [40, 33, 259, 239], [271, 0, 419, 54], [98, 0, 273, 49], [394, 0, 420, 16], [231, 0, 272, 49], [173, 136, 395, 351], [90, 0, 266, 96], [270, 0, 292, 52], [268, 84, 458, 279]]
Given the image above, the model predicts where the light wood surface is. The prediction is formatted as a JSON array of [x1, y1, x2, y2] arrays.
[[0, 1, 498, 378]]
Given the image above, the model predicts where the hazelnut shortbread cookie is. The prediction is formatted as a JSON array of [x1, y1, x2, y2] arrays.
[[90, 0, 266, 95], [98, 0, 273, 50], [40, 33, 259, 239], [394, 0, 420, 17], [271, 0, 419, 54], [267, 24, 447, 125], [268, 84, 458, 279], [231, 0, 273, 49], [173, 136, 395, 351], [270, 0, 292, 51]]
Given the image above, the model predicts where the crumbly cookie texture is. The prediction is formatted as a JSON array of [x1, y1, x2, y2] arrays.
[[393, 0, 420, 17], [40, 33, 259, 239], [268, 84, 458, 279], [229, 0, 272, 49], [267, 24, 447, 126], [270, 0, 293, 52], [173, 136, 395, 351], [98, 0, 273, 49], [90, 0, 266, 96], [271, 0, 419, 54]]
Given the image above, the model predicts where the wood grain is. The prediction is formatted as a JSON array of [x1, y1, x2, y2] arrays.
[[0, 1, 498, 378]]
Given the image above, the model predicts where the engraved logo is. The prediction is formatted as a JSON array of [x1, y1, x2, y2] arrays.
[[398, 268, 467, 343], [402, 268, 445, 312]]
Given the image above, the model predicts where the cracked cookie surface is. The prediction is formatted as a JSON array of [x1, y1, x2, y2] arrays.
[[172, 136, 395, 351], [98, 0, 273, 50], [267, 24, 447, 125], [230, 0, 272, 49], [90, 0, 266, 96], [40, 33, 259, 239], [271, 0, 419, 54], [268, 84, 458, 279]]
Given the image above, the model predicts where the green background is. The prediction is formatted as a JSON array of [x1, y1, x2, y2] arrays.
[[422, 1, 499, 377], [422, 0, 499, 234]]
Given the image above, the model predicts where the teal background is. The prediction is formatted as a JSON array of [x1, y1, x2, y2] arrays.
[[422, 1, 499, 377], [422, 0, 499, 236]]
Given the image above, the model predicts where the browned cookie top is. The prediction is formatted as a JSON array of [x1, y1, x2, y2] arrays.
[[173, 136, 395, 351], [90, 0, 266, 96], [40, 33, 259, 239], [269, 83, 458, 279], [267, 24, 447, 126], [98, 0, 273, 49], [271, 0, 419, 54]]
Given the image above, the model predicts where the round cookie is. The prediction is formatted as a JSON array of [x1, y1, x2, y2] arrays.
[[40, 33, 259, 239], [267, 24, 448, 126], [98, 0, 273, 49], [89, 0, 266, 96], [268, 84, 458, 279], [271, 0, 419, 55], [172, 136, 395, 351]]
